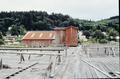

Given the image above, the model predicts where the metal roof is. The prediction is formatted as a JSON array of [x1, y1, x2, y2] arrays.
[[22, 31, 55, 40]]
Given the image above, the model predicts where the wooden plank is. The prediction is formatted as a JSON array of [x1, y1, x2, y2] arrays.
[[5, 63, 38, 79], [0, 51, 63, 55], [86, 64, 93, 78], [0, 47, 67, 51], [0, 69, 20, 79], [81, 59, 113, 78], [88, 63, 98, 78]]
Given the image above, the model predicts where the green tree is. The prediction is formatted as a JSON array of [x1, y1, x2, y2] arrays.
[[0, 39, 4, 45], [59, 21, 69, 27], [10, 25, 19, 36], [107, 28, 119, 37], [107, 28, 119, 40], [19, 25, 26, 35], [0, 32, 3, 39], [10, 25, 26, 36], [99, 39, 108, 43], [83, 30, 91, 39], [93, 30, 106, 40]]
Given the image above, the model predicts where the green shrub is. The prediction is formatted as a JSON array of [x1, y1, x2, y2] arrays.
[[0, 39, 4, 45], [99, 39, 108, 43], [78, 39, 84, 44]]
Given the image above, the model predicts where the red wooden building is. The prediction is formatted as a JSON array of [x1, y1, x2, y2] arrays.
[[22, 26, 78, 47], [54, 27, 66, 46], [22, 31, 55, 47], [65, 26, 78, 47]]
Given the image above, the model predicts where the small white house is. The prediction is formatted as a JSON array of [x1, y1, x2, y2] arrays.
[[78, 31, 87, 41]]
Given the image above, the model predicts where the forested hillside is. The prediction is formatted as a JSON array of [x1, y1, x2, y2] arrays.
[[0, 11, 119, 43], [0, 11, 77, 35]]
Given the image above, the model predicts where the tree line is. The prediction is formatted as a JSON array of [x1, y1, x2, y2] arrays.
[[0, 11, 119, 44]]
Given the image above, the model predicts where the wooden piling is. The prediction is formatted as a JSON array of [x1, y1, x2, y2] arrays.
[[57, 51, 61, 65], [111, 47, 115, 57], [104, 47, 107, 55], [65, 49, 67, 57], [49, 56, 56, 78], [0, 59, 3, 69], [28, 54, 31, 60], [19, 54, 25, 63]]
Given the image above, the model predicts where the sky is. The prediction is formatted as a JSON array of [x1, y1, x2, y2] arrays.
[[0, 0, 119, 21]]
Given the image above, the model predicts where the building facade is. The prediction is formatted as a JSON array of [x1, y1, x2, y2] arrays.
[[22, 26, 78, 47], [54, 27, 66, 46], [65, 26, 78, 47], [22, 31, 55, 47]]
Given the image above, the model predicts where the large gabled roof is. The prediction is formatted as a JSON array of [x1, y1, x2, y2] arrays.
[[22, 31, 55, 40]]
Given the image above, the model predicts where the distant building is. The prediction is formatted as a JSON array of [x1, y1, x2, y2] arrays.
[[22, 26, 78, 47], [115, 36, 119, 42], [22, 31, 55, 47], [65, 26, 78, 47], [54, 27, 66, 46], [4, 35, 17, 44], [78, 31, 87, 42]]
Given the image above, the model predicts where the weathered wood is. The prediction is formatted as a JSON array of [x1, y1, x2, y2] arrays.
[[111, 47, 116, 56], [80, 59, 113, 78], [65, 49, 67, 56], [28, 54, 31, 60], [47, 56, 57, 78], [49, 56, 56, 78], [0, 47, 67, 51], [0, 51, 63, 55], [86, 46, 119, 49], [57, 51, 61, 65], [0, 59, 3, 69], [5, 63, 38, 79], [20, 54, 25, 63], [119, 47, 120, 72], [104, 47, 107, 55]]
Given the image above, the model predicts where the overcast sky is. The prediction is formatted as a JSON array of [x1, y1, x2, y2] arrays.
[[0, 0, 119, 21]]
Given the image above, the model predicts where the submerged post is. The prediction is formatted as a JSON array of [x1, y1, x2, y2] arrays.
[[119, 47, 120, 72], [0, 58, 3, 69], [65, 48, 67, 57], [47, 56, 56, 78], [28, 54, 31, 60], [111, 47, 115, 56], [19, 50, 25, 63], [104, 47, 107, 55], [58, 50, 61, 65]]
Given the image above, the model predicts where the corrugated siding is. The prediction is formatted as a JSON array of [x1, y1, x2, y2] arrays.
[[22, 31, 55, 40], [65, 26, 78, 47]]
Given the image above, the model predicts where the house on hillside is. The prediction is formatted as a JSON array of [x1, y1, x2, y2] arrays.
[[22, 26, 78, 47], [4, 35, 17, 44]]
